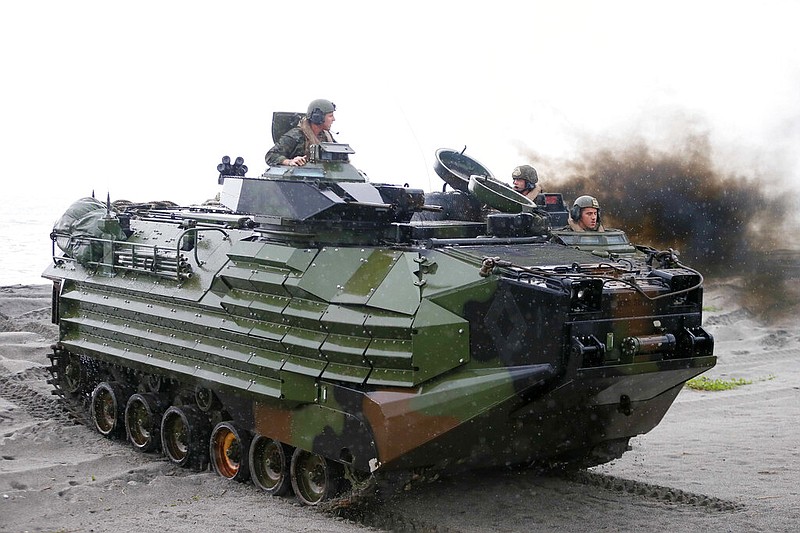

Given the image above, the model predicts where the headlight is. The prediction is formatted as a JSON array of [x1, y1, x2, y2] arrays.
[[565, 278, 603, 312]]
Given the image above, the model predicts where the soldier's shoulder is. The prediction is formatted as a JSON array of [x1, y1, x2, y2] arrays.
[[282, 126, 304, 140]]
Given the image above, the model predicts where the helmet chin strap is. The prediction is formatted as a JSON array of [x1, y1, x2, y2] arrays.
[[513, 180, 533, 193]]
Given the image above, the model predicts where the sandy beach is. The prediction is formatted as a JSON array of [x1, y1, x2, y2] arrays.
[[1, 280, 798, 532]]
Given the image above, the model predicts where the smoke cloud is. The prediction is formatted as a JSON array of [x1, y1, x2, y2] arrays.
[[532, 128, 800, 321]]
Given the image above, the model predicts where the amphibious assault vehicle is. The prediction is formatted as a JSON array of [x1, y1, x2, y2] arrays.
[[43, 138, 715, 505]]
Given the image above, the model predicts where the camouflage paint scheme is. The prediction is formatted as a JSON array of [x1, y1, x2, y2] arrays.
[[43, 144, 715, 488]]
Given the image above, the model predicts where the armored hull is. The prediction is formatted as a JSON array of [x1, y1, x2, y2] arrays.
[[43, 145, 715, 505]]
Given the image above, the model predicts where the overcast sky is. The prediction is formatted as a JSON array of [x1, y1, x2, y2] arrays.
[[3, 0, 799, 206]]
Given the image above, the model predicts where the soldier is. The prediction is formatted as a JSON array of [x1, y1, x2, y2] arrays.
[[511, 165, 542, 200], [265, 99, 337, 167], [567, 195, 605, 232]]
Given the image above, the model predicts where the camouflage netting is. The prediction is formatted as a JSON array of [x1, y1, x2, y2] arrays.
[[53, 197, 128, 265]]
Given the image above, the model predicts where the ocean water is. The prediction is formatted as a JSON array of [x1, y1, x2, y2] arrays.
[[2, 195, 74, 287]]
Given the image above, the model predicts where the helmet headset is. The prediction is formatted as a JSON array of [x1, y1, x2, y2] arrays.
[[307, 99, 336, 125], [570, 195, 601, 222]]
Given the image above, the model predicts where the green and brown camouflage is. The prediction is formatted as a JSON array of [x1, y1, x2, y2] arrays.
[[43, 142, 715, 505]]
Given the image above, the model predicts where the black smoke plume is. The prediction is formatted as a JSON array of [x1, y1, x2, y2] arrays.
[[537, 132, 799, 320]]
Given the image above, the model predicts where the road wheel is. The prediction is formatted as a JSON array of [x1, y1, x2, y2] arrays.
[[290, 448, 342, 506], [90, 382, 129, 438], [125, 393, 165, 452], [210, 421, 251, 482], [249, 435, 293, 496], [160, 405, 210, 469]]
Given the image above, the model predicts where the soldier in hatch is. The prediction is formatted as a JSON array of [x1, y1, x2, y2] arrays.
[[265, 99, 337, 167], [567, 195, 605, 232], [511, 164, 542, 200]]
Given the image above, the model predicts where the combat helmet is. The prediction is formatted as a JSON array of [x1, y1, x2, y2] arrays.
[[570, 195, 601, 221], [511, 165, 538, 191], [307, 99, 336, 125]]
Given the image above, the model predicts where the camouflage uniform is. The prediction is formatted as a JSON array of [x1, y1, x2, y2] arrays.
[[265, 117, 336, 166]]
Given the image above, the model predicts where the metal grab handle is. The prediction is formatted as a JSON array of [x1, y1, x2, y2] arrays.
[[176, 227, 230, 266]]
